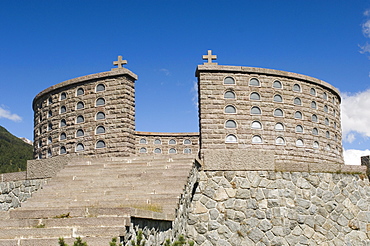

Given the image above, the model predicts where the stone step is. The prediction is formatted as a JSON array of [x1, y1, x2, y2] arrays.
[[0, 216, 129, 229], [0, 226, 125, 239], [0, 236, 120, 246], [10, 207, 131, 219]]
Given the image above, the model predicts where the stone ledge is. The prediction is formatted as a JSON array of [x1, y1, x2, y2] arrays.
[[0, 172, 26, 182]]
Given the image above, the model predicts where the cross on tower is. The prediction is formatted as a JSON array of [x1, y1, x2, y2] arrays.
[[202, 50, 218, 65], [113, 55, 128, 68]]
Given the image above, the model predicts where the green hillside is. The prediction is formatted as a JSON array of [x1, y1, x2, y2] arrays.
[[0, 126, 33, 173]]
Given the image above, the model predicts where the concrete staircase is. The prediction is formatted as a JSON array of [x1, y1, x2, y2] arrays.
[[0, 156, 196, 246]]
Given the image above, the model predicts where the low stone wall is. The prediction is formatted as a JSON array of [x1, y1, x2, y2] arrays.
[[186, 170, 370, 245], [0, 171, 48, 211]]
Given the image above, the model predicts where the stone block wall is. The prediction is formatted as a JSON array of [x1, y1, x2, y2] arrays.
[[33, 68, 137, 159], [186, 170, 370, 245], [0, 172, 47, 211], [196, 65, 343, 167], [135, 131, 199, 156]]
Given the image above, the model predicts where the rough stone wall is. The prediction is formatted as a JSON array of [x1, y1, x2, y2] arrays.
[[186, 170, 370, 245], [33, 68, 137, 159], [0, 172, 47, 211], [135, 131, 199, 156], [196, 65, 343, 167]]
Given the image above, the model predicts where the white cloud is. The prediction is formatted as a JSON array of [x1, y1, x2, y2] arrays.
[[0, 106, 22, 122], [341, 89, 370, 142], [343, 148, 370, 165], [363, 20, 370, 38], [359, 43, 370, 54], [159, 68, 170, 76]]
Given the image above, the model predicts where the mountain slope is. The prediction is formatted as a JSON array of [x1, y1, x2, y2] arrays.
[[0, 126, 33, 173]]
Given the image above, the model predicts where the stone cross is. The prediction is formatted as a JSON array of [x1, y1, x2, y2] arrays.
[[202, 50, 218, 65], [113, 55, 127, 68]]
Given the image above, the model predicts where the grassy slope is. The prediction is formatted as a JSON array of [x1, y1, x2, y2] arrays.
[[0, 126, 33, 173]]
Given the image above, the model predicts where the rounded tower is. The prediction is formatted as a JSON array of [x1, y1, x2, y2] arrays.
[[33, 56, 137, 159]]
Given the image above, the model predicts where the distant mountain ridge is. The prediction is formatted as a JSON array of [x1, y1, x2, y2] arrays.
[[0, 126, 33, 173]]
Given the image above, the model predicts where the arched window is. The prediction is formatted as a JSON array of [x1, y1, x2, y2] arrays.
[[76, 101, 84, 109], [334, 122, 337, 129], [48, 97, 53, 105], [140, 138, 147, 144], [60, 146, 66, 154], [47, 149, 52, 158], [275, 123, 284, 131], [274, 109, 284, 117], [47, 136, 52, 144], [333, 110, 336, 117], [60, 92, 66, 100], [38, 153, 42, 159], [251, 106, 261, 115], [312, 114, 318, 122], [60, 106, 66, 113], [225, 134, 237, 143], [184, 148, 192, 154], [293, 84, 301, 92], [250, 92, 260, 100], [76, 115, 84, 123], [324, 105, 328, 113], [313, 141, 319, 149], [323, 92, 328, 100], [48, 110, 52, 118], [273, 94, 283, 102], [59, 119, 66, 127], [96, 112, 105, 120], [296, 139, 304, 147], [154, 139, 161, 144], [326, 131, 330, 139], [310, 88, 316, 96], [154, 148, 162, 153], [38, 140, 42, 148], [275, 137, 285, 145], [169, 139, 176, 144], [48, 123, 53, 131], [96, 98, 105, 106], [311, 101, 317, 109], [294, 97, 302, 105], [224, 91, 235, 99], [76, 143, 84, 151], [225, 120, 237, 128], [294, 111, 302, 119], [60, 132, 66, 140], [312, 128, 318, 135], [325, 118, 329, 126], [296, 125, 303, 133], [325, 144, 331, 151], [335, 134, 338, 141], [76, 129, 84, 137], [225, 105, 236, 114], [96, 140, 106, 149], [273, 81, 282, 89], [77, 88, 84, 96], [169, 148, 177, 154], [251, 121, 262, 129], [249, 78, 260, 86], [224, 77, 235, 84], [96, 84, 106, 92], [139, 147, 147, 153], [96, 126, 106, 134], [184, 139, 192, 145], [252, 135, 262, 144]]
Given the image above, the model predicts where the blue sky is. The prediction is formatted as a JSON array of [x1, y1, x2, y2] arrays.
[[1, 1, 370, 164]]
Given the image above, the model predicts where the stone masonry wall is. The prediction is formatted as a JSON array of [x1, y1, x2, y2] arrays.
[[186, 170, 370, 245], [197, 65, 343, 167], [135, 131, 199, 156], [33, 68, 137, 159], [0, 172, 47, 211]]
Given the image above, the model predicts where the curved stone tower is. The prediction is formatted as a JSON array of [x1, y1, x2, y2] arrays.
[[33, 57, 137, 159], [197, 51, 343, 169]]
